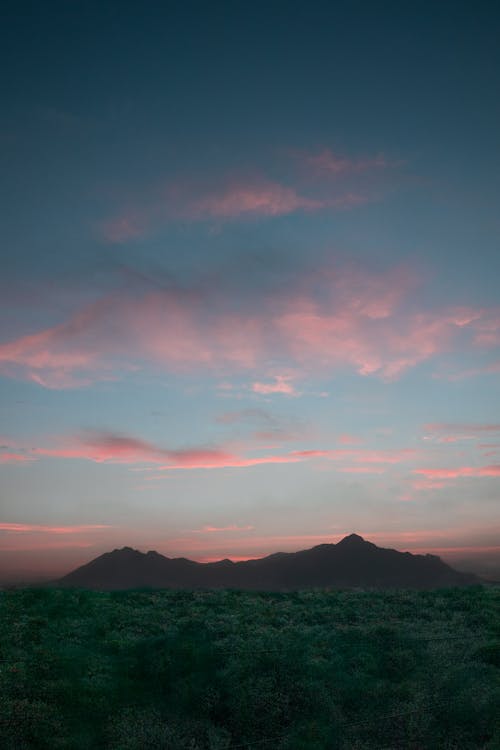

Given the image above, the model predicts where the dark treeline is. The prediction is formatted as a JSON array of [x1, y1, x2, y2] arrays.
[[1, 586, 499, 749]]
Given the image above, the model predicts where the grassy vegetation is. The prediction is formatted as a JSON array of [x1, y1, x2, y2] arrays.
[[1, 586, 499, 749]]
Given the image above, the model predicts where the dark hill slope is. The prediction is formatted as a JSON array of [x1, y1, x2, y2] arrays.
[[57, 534, 478, 590]]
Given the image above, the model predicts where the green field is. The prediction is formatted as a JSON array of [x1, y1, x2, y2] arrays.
[[1, 586, 499, 749]]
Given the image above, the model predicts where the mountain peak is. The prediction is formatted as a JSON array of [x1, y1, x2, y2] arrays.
[[108, 546, 143, 558], [337, 533, 366, 546]]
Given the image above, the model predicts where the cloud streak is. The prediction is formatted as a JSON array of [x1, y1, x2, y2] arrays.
[[414, 465, 500, 479], [101, 180, 328, 242], [1, 264, 498, 389], [8, 429, 419, 475], [100, 147, 390, 242], [302, 148, 392, 175], [291, 448, 416, 464], [0, 452, 35, 464], [252, 375, 298, 396], [0, 523, 111, 534], [190, 181, 323, 219], [423, 423, 500, 443], [31, 431, 304, 471]]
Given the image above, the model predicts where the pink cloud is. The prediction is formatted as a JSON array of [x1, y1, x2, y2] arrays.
[[191, 181, 322, 219], [337, 433, 364, 445], [423, 423, 500, 443], [434, 359, 500, 381], [413, 465, 500, 479], [273, 293, 484, 380], [31, 431, 305, 471], [101, 182, 365, 242], [0, 292, 264, 387], [0, 326, 96, 388], [2, 264, 498, 389], [0, 539, 95, 551], [292, 448, 416, 464], [471, 311, 500, 347], [303, 149, 390, 175], [477, 360, 500, 373], [0, 452, 34, 464], [34, 433, 168, 464], [15, 428, 418, 476], [160, 452, 303, 471], [100, 153, 383, 243], [0, 296, 119, 388], [0, 523, 111, 534], [252, 375, 297, 395], [101, 180, 326, 244]]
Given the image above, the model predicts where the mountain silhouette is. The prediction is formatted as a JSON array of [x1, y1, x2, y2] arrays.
[[57, 534, 478, 590]]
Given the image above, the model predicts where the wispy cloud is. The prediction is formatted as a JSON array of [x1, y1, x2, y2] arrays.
[[434, 360, 500, 381], [100, 147, 389, 242], [423, 423, 500, 443], [337, 434, 364, 445], [31, 431, 304, 471], [301, 148, 392, 175], [160, 451, 303, 471], [0, 451, 35, 464], [0, 523, 111, 533], [413, 465, 500, 479], [8, 428, 419, 476], [292, 448, 416, 464], [252, 375, 298, 396], [190, 181, 322, 219], [1, 264, 498, 389], [100, 180, 327, 242]]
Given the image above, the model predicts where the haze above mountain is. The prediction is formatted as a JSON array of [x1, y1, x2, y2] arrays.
[[57, 534, 479, 590]]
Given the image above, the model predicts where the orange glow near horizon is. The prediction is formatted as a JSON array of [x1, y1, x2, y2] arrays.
[[1, 511, 500, 582]]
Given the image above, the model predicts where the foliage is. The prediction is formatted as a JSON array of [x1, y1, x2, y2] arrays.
[[0, 586, 498, 748]]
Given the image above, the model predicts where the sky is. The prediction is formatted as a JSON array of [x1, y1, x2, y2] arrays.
[[1, 0, 499, 582]]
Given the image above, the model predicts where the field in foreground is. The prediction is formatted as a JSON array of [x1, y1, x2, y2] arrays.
[[1, 587, 499, 749]]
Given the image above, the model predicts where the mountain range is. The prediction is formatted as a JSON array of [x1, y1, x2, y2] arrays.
[[57, 534, 479, 590]]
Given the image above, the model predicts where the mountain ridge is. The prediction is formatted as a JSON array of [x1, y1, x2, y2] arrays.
[[57, 534, 479, 590]]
